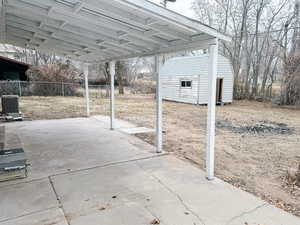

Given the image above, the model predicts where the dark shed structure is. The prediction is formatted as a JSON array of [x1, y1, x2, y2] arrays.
[[0, 56, 29, 81]]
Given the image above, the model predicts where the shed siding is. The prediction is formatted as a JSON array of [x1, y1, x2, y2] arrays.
[[160, 55, 233, 104], [162, 75, 199, 104]]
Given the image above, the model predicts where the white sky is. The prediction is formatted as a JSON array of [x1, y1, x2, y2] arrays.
[[149, 0, 196, 19]]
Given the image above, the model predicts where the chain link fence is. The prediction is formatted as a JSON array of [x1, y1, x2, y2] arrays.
[[0, 81, 155, 97], [0, 81, 116, 98], [0, 81, 114, 119], [0, 81, 156, 120], [0, 81, 84, 97]]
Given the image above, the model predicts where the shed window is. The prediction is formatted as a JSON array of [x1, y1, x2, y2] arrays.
[[181, 80, 192, 88]]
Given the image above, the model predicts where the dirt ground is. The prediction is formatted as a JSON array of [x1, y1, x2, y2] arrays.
[[14, 95, 300, 216]]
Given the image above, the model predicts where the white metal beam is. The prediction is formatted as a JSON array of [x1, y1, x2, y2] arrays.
[[109, 61, 116, 130], [6, 6, 61, 27], [97, 0, 197, 34], [10, 0, 171, 47], [149, 23, 192, 42], [6, 34, 74, 57], [6, 11, 150, 54], [81, 0, 149, 27], [6, 34, 84, 59], [155, 55, 162, 153], [84, 0, 193, 42], [6, 25, 85, 50], [206, 39, 218, 180], [7, 35, 98, 62], [6, 18, 130, 58], [114, 0, 231, 42], [2, 0, 230, 63], [43, 24, 138, 54], [6, 21, 119, 58], [104, 35, 216, 62], [6, 14, 125, 50]]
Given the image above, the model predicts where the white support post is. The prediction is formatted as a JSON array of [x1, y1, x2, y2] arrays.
[[206, 39, 218, 180], [84, 63, 90, 117], [155, 55, 162, 153], [110, 61, 116, 130]]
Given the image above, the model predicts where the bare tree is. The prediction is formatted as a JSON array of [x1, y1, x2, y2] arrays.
[[13, 47, 58, 65], [193, 0, 291, 101], [116, 61, 126, 95], [97, 62, 111, 97], [280, 0, 300, 105]]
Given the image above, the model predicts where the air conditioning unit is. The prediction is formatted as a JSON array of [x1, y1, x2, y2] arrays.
[[1, 95, 23, 121], [2, 95, 19, 114]]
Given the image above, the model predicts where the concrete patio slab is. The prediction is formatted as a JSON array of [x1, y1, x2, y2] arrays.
[[69, 202, 167, 225], [92, 116, 137, 129], [50, 158, 207, 225], [137, 156, 300, 225], [228, 204, 300, 225], [120, 127, 155, 134], [93, 115, 155, 134], [0, 208, 68, 225], [50, 155, 300, 225], [0, 179, 58, 222], [2, 118, 156, 183], [0, 118, 299, 225]]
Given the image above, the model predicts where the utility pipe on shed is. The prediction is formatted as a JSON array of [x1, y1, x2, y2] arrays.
[[206, 39, 218, 180], [110, 61, 116, 130], [155, 55, 162, 153], [84, 63, 90, 117]]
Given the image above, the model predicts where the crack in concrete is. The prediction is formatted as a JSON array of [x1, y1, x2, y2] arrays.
[[225, 203, 268, 225], [136, 162, 206, 225], [0, 153, 168, 189], [154, 176, 206, 225], [48, 176, 71, 225]]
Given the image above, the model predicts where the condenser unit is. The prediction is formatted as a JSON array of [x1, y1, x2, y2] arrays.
[[1, 95, 23, 121]]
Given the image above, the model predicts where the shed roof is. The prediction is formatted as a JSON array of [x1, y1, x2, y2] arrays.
[[0, 0, 231, 62], [160, 54, 231, 76]]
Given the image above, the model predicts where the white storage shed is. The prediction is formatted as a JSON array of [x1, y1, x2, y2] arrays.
[[160, 54, 234, 105]]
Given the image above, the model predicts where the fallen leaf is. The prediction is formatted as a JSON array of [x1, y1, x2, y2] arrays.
[[150, 218, 160, 224]]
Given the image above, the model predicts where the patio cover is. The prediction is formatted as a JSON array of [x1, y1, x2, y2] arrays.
[[0, 0, 230, 62], [0, 0, 231, 180]]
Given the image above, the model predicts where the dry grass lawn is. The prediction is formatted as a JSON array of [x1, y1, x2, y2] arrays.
[[17, 95, 300, 216]]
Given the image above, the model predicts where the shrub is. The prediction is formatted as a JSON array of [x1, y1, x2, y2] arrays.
[[26, 62, 83, 96], [130, 80, 156, 94]]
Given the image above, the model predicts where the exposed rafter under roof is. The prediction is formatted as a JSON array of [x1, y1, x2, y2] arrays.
[[0, 0, 231, 62]]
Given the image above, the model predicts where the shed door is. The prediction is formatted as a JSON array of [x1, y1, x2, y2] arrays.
[[216, 78, 223, 103]]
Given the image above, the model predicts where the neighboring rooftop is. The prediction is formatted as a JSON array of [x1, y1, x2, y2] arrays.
[[0, 55, 29, 80]]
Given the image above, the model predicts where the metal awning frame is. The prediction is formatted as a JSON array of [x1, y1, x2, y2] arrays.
[[0, 0, 230, 180], [0, 0, 230, 62]]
